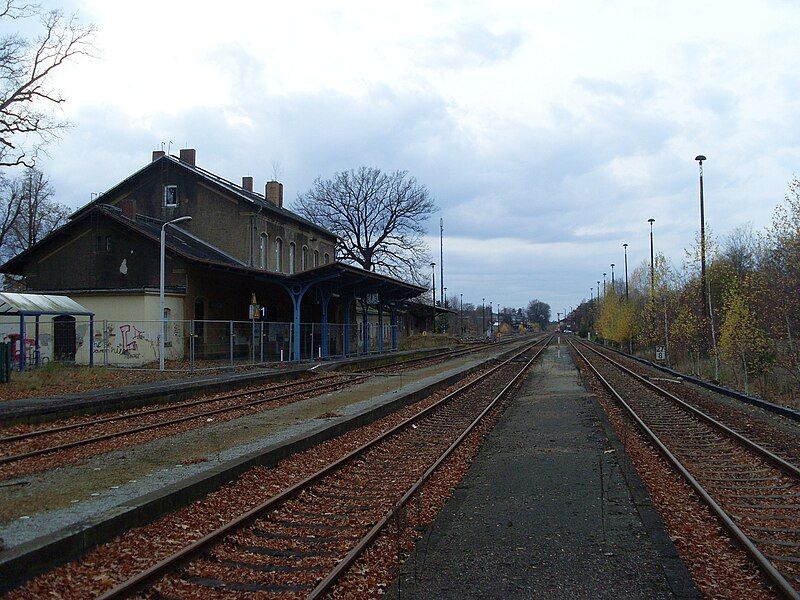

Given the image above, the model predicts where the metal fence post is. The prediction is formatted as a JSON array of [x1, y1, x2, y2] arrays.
[[229, 320, 234, 367], [103, 320, 109, 366], [260, 322, 264, 363], [189, 320, 195, 372]]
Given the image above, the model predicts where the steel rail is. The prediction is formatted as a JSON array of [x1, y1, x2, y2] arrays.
[[356, 336, 523, 373], [307, 335, 549, 598], [574, 338, 800, 479], [0, 375, 369, 466], [1, 338, 532, 464], [96, 335, 551, 600], [587, 338, 800, 422], [0, 374, 348, 444], [2, 337, 525, 446], [569, 338, 799, 599]]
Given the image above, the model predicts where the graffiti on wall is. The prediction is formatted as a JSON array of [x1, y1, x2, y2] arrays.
[[90, 321, 184, 365]]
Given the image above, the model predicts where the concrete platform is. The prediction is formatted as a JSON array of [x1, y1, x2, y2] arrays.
[[391, 342, 699, 599], [0, 340, 532, 591]]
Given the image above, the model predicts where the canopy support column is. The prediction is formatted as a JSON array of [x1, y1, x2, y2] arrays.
[[362, 300, 369, 353], [343, 295, 352, 356], [34, 315, 40, 367], [390, 304, 398, 350], [377, 303, 384, 353], [317, 288, 332, 360], [18, 315, 25, 372]]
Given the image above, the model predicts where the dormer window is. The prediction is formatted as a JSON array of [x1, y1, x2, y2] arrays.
[[164, 185, 178, 207]]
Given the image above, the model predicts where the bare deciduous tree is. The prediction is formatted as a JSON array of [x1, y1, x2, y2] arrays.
[[9, 166, 67, 252], [294, 167, 437, 283], [0, 0, 95, 167], [0, 167, 68, 269], [0, 174, 20, 254]]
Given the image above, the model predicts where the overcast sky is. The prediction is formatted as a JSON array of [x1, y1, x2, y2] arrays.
[[28, 0, 800, 313]]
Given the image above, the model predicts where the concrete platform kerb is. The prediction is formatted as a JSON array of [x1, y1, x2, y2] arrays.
[[0, 341, 528, 592]]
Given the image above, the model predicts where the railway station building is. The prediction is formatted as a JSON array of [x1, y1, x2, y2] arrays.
[[0, 149, 432, 366]]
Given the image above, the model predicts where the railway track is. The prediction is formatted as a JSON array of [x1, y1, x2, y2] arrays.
[[0, 374, 367, 474], [569, 337, 800, 599], [0, 339, 530, 478], [95, 335, 551, 599], [354, 336, 524, 374]]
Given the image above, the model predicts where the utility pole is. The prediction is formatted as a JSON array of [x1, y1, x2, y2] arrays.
[[623, 243, 629, 301], [648, 218, 656, 296], [430, 261, 436, 334], [482, 298, 485, 337], [439, 217, 444, 311], [460, 293, 463, 338]]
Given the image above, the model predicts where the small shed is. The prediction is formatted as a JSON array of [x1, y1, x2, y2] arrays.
[[0, 292, 95, 371]]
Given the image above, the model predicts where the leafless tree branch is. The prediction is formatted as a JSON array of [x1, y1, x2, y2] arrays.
[[0, 2, 96, 168], [294, 166, 437, 285]]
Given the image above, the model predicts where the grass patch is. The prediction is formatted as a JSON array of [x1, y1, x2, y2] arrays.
[[398, 333, 459, 351]]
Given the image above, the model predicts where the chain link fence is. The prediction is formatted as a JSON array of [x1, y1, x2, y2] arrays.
[[1, 317, 400, 372]]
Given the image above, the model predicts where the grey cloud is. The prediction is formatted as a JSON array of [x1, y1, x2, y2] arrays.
[[414, 23, 524, 69]]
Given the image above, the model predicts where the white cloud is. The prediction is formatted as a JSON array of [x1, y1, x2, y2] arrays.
[[23, 0, 800, 312]]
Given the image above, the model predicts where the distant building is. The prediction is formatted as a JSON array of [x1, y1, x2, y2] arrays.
[[0, 149, 425, 364]]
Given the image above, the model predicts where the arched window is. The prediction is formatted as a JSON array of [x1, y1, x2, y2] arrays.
[[324, 252, 330, 265], [259, 233, 268, 269], [313, 249, 319, 268], [288, 242, 296, 274], [301, 246, 308, 270], [275, 237, 283, 272]]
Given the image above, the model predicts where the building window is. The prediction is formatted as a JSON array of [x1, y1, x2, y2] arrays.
[[301, 246, 308, 270], [324, 252, 330, 265], [164, 185, 178, 207], [259, 233, 268, 269], [288, 242, 296, 274], [275, 237, 283, 272], [96, 235, 111, 252], [313, 250, 319, 267]]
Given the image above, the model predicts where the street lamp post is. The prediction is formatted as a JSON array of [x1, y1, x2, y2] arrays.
[[622, 243, 629, 301], [695, 155, 708, 336], [602, 273, 606, 300], [590, 287, 593, 303], [482, 298, 485, 337], [596, 280, 600, 303], [443, 286, 448, 334], [160, 215, 192, 371], [610, 264, 615, 292], [430, 262, 436, 334], [459, 293, 463, 338], [648, 218, 656, 296]]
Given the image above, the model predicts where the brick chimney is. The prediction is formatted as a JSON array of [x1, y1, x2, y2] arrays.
[[242, 176, 254, 192], [121, 198, 136, 219], [152, 150, 165, 162], [266, 181, 283, 208], [179, 148, 196, 166]]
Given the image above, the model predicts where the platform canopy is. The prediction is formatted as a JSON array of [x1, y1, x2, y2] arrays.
[[0, 292, 94, 316]]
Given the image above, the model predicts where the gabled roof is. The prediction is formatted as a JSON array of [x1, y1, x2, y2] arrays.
[[0, 204, 249, 275], [70, 154, 337, 239], [107, 207, 246, 267], [0, 292, 94, 316], [0, 204, 425, 303]]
